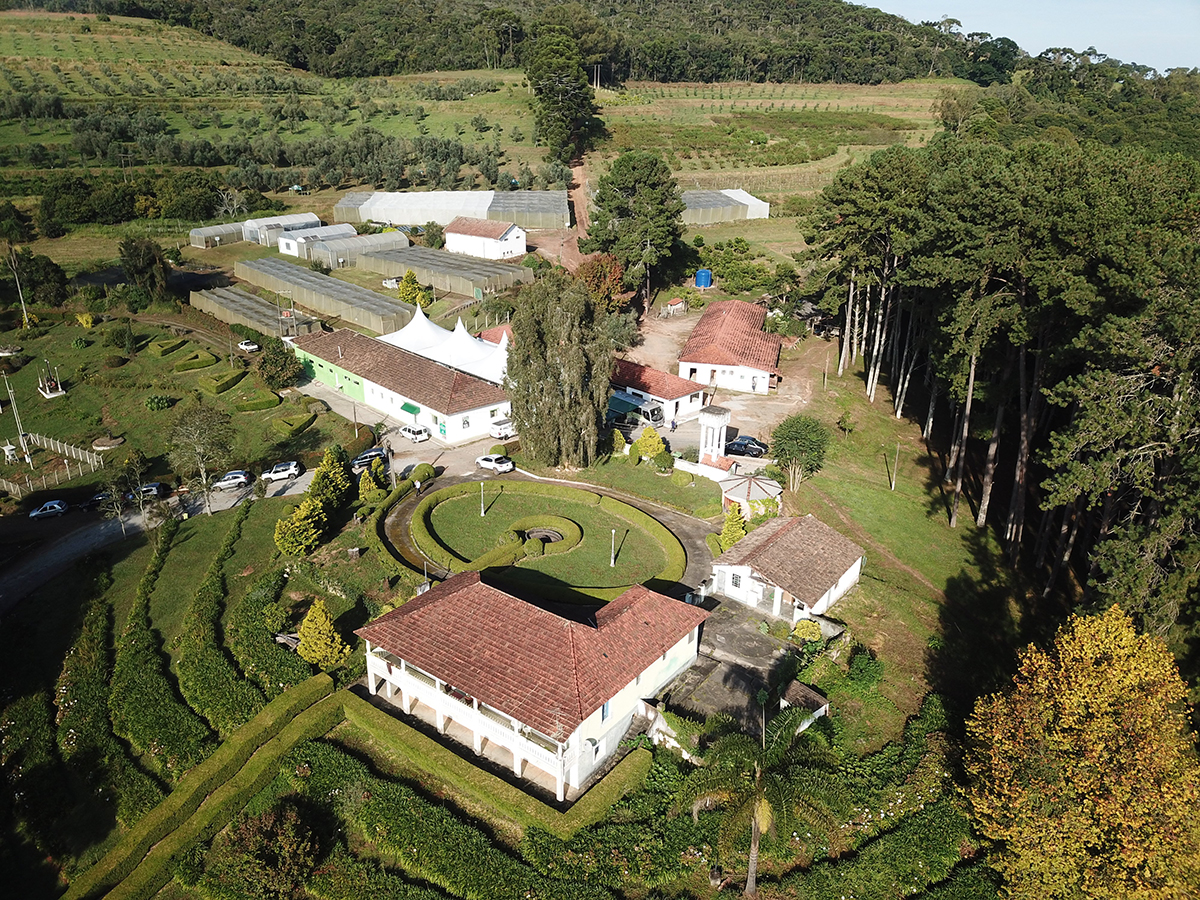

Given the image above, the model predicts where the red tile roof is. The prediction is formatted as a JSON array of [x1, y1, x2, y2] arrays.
[[678, 300, 781, 374], [612, 358, 706, 402], [292, 329, 507, 416], [700, 453, 737, 471], [356, 573, 708, 739], [476, 323, 513, 345], [445, 216, 519, 241], [713, 515, 865, 605]]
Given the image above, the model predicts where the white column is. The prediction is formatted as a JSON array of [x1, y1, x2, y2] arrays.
[[512, 721, 523, 776], [367, 666, 380, 695], [555, 746, 566, 802], [434, 679, 446, 733], [400, 660, 412, 714], [473, 699, 483, 754]]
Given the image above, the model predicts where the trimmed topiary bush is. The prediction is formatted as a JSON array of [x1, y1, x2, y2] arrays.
[[523, 537, 544, 558], [145, 395, 173, 411], [105, 354, 128, 368], [272, 412, 316, 438], [671, 468, 693, 486], [410, 462, 436, 484], [174, 349, 218, 372], [234, 391, 281, 412], [652, 449, 674, 473], [197, 369, 246, 395], [148, 338, 185, 358]]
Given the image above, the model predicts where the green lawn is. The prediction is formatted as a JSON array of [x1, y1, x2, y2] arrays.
[[429, 491, 667, 598], [0, 319, 362, 501]]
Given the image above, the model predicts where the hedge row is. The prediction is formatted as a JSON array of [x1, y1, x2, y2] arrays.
[[175, 502, 267, 738], [597, 495, 687, 586], [146, 338, 184, 357], [365, 479, 420, 580], [341, 693, 649, 840], [776, 799, 974, 900], [411, 482, 601, 572], [705, 532, 723, 558], [196, 368, 246, 395], [105, 694, 346, 900], [234, 390, 281, 412], [66, 673, 335, 900], [173, 349, 218, 372], [54, 586, 165, 827], [108, 520, 215, 782], [226, 569, 313, 699], [273, 411, 316, 438], [288, 732, 612, 900]]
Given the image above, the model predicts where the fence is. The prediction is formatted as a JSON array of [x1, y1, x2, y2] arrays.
[[0, 435, 106, 498]]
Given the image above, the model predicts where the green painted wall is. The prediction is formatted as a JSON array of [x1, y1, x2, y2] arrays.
[[295, 348, 366, 403]]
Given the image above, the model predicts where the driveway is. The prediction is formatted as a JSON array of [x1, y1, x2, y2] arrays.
[[0, 471, 313, 615]]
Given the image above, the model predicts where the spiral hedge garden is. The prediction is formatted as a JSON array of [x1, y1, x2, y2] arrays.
[[407, 481, 687, 600]]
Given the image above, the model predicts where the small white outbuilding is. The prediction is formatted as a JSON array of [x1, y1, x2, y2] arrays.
[[277, 223, 357, 259], [443, 217, 526, 260]]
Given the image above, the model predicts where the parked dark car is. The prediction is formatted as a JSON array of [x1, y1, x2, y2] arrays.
[[724, 436, 769, 458], [352, 447, 389, 471]]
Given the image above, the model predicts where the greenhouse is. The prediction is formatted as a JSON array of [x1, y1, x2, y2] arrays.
[[355, 247, 534, 299], [334, 190, 569, 230], [234, 258, 415, 334], [241, 212, 321, 246], [307, 231, 411, 269], [189, 286, 319, 337], [188, 222, 244, 249], [681, 189, 770, 225], [277, 223, 358, 259]]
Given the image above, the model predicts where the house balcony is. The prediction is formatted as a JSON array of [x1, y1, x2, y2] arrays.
[[365, 651, 578, 801]]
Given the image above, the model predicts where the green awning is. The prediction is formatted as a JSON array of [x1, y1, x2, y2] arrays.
[[401, 402, 420, 415], [608, 396, 638, 414]]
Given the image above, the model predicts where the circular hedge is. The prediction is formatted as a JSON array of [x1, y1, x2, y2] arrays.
[[406, 481, 687, 598]]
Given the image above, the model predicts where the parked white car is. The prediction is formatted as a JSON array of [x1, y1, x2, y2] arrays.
[[475, 454, 515, 474], [398, 424, 431, 443], [237, 340, 260, 353], [261, 461, 302, 482], [212, 470, 251, 492], [488, 418, 517, 440]]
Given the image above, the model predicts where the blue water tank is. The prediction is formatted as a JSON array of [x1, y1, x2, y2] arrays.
[[695, 269, 713, 288]]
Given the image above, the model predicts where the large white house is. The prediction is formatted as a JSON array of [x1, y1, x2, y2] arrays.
[[358, 572, 709, 801], [611, 358, 708, 423], [443, 216, 527, 260], [710, 515, 864, 623], [290, 329, 510, 444], [678, 300, 782, 395]]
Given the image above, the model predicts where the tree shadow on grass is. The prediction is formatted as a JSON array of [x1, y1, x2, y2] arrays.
[[926, 526, 1068, 738]]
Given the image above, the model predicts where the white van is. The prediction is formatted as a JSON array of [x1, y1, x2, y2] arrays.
[[489, 418, 517, 440]]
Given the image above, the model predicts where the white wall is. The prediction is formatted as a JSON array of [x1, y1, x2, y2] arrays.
[[617, 385, 707, 422], [277, 234, 303, 257], [445, 227, 527, 260], [568, 627, 700, 784], [679, 362, 772, 395], [361, 379, 509, 445]]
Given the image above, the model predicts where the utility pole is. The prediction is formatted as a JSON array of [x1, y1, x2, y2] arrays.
[[7, 246, 30, 329], [4, 374, 30, 464]]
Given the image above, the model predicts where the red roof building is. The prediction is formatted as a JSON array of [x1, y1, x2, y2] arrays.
[[358, 572, 707, 799], [611, 358, 708, 421], [678, 300, 782, 395]]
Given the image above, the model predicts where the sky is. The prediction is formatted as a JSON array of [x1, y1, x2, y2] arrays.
[[868, 0, 1199, 71]]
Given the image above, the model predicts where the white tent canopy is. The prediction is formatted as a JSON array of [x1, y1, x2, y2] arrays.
[[378, 307, 509, 384]]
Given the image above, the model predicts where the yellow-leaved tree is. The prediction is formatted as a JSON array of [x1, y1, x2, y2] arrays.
[[965, 605, 1200, 900], [296, 598, 350, 670]]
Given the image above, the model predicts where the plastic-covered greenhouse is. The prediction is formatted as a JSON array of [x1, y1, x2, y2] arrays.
[[242, 213, 321, 245], [189, 222, 244, 249], [234, 258, 415, 334], [334, 190, 569, 230], [307, 232, 411, 269], [681, 189, 770, 225], [189, 286, 319, 337], [356, 247, 534, 298]]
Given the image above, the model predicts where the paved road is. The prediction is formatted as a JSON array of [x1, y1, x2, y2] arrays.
[[0, 471, 313, 615]]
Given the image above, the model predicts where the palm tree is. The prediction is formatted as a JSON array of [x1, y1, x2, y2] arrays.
[[674, 707, 842, 896]]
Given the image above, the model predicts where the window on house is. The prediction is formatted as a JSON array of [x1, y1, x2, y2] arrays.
[[690, 393, 699, 402], [462, 416, 470, 429], [688, 629, 695, 643], [731, 573, 742, 589], [489, 408, 499, 418], [601, 700, 610, 721]]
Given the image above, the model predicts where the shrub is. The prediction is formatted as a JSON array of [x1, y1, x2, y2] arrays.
[[297, 598, 350, 670], [274, 497, 326, 556], [489, 444, 507, 455], [523, 536, 544, 558], [108, 519, 214, 781], [718, 504, 746, 550], [234, 391, 281, 412], [196, 369, 246, 395], [499, 529, 521, 545], [272, 412, 316, 438], [105, 354, 128, 368], [144, 395, 173, 411], [174, 349, 218, 371], [791, 619, 823, 643], [847, 644, 884, 688], [705, 532, 723, 558], [679, 445, 700, 463], [652, 449, 674, 473], [671, 468, 693, 486], [226, 571, 313, 698], [175, 503, 267, 738], [410, 462, 436, 484], [71, 336, 88, 350], [633, 425, 665, 460]]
